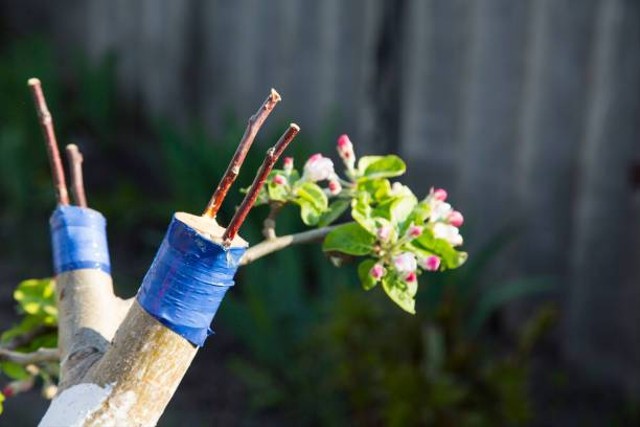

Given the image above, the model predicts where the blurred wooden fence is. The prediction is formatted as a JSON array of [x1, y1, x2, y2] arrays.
[[4, 0, 640, 391]]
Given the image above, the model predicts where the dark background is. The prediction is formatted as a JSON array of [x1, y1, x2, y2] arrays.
[[0, 1, 639, 425]]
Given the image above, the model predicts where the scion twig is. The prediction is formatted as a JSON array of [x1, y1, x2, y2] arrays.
[[222, 124, 300, 243], [203, 89, 282, 218], [65, 144, 88, 207], [28, 78, 69, 205]]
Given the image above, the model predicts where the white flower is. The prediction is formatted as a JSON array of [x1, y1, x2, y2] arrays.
[[429, 201, 453, 222], [303, 154, 335, 182], [433, 223, 463, 246], [393, 252, 417, 273]]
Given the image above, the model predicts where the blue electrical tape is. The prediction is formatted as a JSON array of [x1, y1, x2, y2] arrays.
[[136, 215, 247, 347], [50, 205, 111, 275]]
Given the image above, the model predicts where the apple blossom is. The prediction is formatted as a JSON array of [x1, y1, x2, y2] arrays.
[[303, 153, 335, 182], [337, 134, 355, 168], [433, 223, 463, 246], [429, 201, 453, 222], [420, 255, 441, 271], [432, 187, 448, 201], [393, 252, 417, 273], [406, 224, 423, 238], [448, 210, 464, 227], [328, 179, 342, 195], [370, 263, 385, 281], [405, 271, 417, 283], [377, 224, 392, 241], [272, 174, 287, 185], [283, 157, 294, 174]]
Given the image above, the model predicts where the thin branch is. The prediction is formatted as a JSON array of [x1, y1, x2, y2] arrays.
[[0, 347, 59, 365], [203, 89, 282, 218], [28, 78, 69, 205], [0, 326, 56, 351], [223, 124, 300, 243], [240, 224, 340, 265], [65, 144, 88, 207], [262, 202, 284, 240]]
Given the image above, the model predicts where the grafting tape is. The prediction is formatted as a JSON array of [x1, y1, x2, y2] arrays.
[[136, 215, 247, 347], [50, 205, 111, 275]]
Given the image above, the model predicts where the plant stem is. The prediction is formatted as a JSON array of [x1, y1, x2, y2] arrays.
[[203, 89, 281, 218], [240, 223, 343, 265], [262, 202, 285, 240], [28, 78, 70, 205], [0, 347, 59, 365], [223, 124, 300, 243], [65, 144, 88, 207]]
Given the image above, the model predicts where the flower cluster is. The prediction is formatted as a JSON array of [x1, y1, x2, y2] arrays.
[[255, 131, 468, 314]]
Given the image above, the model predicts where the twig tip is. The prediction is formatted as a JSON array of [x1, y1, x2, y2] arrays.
[[28, 78, 41, 87], [290, 123, 300, 131], [270, 88, 282, 103]]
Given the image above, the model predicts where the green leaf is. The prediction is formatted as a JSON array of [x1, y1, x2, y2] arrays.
[[295, 181, 328, 212], [322, 223, 376, 256], [294, 181, 328, 226], [381, 276, 416, 314], [389, 194, 418, 227], [357, 155, 406, 181], [357, 259, 378, 290], [1, 362, 29, 380], [357, 178, 391, 201], [351, 194, 377, 234], [266, 182, 289, 202], [13, 278, 57, 321], [297, 199, 322, 226], [413, 230, 467, 270], [0, 391, 4, 415], [318, 199, 350, 227]]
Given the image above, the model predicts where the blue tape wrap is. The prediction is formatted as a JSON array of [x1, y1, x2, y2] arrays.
[[136, 215, 246, 347], [50, 205, 111, 275]]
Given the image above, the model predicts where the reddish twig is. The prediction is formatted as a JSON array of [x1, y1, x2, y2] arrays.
[[222, 124, 300, 244], [203, 89, 282, 218], [65, 144, 88, 207], [28, 78, 69, 205]]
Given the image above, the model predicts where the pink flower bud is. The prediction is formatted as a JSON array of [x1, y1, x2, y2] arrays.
[[370, 263, 385, 281], [407, 224, 423, 238], [283, 157, 294, 173], [303, 154, 335, 182], [420, 255, 441, 271], [448, 210, 464, 227], [393, 252, 417, 273], [328, 179, 342, 195], [377, 225, 392, 241], [273, 174, 287, 185], [405, 271, 417, 283], [337, 134, 355, 168], [432, 188, 448, 201]]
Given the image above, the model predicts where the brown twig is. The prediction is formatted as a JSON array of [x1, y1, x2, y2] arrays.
[[240, 224, 341, 265], [65, 144, 88, 207], [222, 124, 300, 243], [28, 78, 69, 205], [203, 89, 282, 218]]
